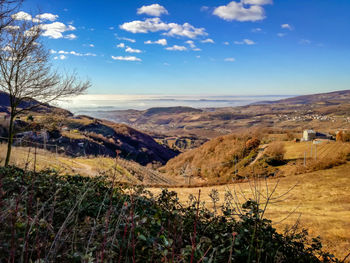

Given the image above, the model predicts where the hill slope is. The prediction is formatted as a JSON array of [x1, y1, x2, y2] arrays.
[[264, 89, 350, 105], [0, 93, 178, 166], [0, 91, 72, 115]]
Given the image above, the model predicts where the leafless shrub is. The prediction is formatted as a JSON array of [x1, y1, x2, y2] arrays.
[[265, 141, 286, 162]]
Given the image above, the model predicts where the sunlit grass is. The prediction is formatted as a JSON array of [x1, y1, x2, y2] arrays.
[[150, 162, 350, 259]]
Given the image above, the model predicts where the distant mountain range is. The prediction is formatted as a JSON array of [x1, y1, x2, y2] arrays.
[[259, 89, 350, 105]]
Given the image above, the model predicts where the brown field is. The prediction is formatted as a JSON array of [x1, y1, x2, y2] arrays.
[[150, 162, 350, 260]]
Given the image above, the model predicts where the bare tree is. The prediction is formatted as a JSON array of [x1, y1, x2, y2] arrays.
[[0, 0, 22, 34], [0, 19, 91, 166]]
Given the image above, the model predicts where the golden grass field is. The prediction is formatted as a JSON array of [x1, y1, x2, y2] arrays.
[[150, 163, 350, 259]]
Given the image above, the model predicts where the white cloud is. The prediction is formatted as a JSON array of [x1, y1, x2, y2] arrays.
[[125, 47, 142, 53], [225, 57, 235, 62], [213, 2, 266, 22], [165, 45, 187, 51], [1, 45, 13, 52], [40, 22, 76, 39], [120, 18, 207, 39], [54, 55, 67, 60], [65, 33, 77, 40], [89, 44, 94, 47], [116, 36, 136, 43], [145, 39, 167, 46], [281, 24, 293, 30], [277, 33, 286, 37], [12, 11, 32, 21], [200, 6, 209, 12], [299, 39, 311, 45], [111, 56, 142, 62], [4, 25, 20, 31], [185, 41, 202, 51], [165, 22, 207, 38], [223, 41, 230, 45], [137, 4, 169, 17], [109, 26, 115, 30], [117, 43, 125, 48], [234, 39, 256, 45], [201, 38, 214, 44], [12, 11, 60, 23], [53, 50, 96, 57], [252, 27, 262, 32], [121, 18, 170, 33], [186, 40, 196, 48], [35, 13, 58, 22], [242, 0, 273, 5]]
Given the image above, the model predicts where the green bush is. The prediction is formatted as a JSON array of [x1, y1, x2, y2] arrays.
[[0, 166, 338, 262]]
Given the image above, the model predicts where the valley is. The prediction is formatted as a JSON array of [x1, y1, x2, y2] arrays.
[[1, 89, 350, 259]]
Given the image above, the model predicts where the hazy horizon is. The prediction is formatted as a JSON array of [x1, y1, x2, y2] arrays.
[[58, 94, 294, 113]]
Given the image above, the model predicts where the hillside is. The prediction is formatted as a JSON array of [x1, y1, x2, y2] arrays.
[[0, 108, 178, 166], [0, 91, 72, 115], [27, 116, 177, 165], [144, 106, 202, 116], [162, 132, 350, 184], [264, 89, 350, 105], [162, 134, 263, 183], [0, 144, 181, 185]]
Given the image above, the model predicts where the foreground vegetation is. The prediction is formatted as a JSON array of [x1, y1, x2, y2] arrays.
[[152, 162, 350, 260], [0, 166, 341, 262]]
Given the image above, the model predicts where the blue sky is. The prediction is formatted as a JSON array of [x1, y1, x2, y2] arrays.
[[18, 0, 350, 95]]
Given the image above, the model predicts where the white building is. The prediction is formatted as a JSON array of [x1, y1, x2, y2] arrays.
[[303, 130, 316, 141]]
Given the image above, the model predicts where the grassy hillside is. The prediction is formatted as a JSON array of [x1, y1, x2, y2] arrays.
[[162, 133, 350, 185], [0, 144, 181, 186]]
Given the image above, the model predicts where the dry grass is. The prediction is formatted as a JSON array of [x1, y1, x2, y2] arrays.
[[283, 141, 350, 160], [162, 134, 247, 181], [0, 144, 181, 185], [0, 143, 127, 177], [150, 162, 350, 259]]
